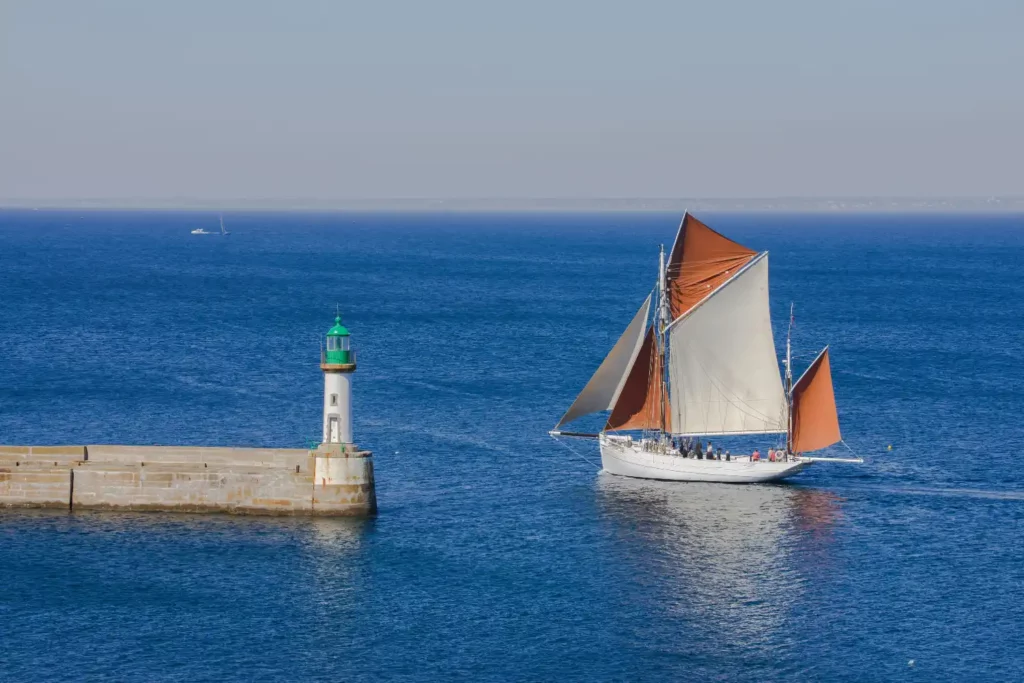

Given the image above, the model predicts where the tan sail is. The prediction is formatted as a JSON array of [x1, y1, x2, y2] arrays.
[[556, 295, 652, 428], [666, 213, 757, 319], [790, 347, 841, 453], [606, 328, 671, 432]]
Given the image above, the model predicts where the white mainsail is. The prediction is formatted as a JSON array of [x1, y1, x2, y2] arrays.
[[556, 294, 652, 428], [667, 254, 788, 436]]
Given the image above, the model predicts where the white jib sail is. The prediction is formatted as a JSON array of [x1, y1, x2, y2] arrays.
[[667, 254, 788, 436], [556, 293, 652, 428]]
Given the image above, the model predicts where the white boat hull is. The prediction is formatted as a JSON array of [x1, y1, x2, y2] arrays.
[[599, 435, 810, 484]]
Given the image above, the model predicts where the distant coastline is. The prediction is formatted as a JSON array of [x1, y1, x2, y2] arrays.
[[2, 196, 1023, 213]]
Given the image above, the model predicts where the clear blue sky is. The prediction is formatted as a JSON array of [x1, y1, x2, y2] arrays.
[[1, 0, 1021, 203]]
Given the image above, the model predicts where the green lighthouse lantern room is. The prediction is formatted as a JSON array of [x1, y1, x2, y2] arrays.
[[325, 316, 352, 364]]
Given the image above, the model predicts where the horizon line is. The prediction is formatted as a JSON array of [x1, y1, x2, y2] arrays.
[[2, 196, 1024, 214]]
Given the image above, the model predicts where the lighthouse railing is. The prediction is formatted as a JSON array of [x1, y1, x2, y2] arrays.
[[321, 349, 357, 365]]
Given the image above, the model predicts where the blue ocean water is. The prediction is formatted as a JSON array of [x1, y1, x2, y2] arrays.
[[1, 210, 1023, 682]]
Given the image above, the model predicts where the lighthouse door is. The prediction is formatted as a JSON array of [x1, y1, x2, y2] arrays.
[[328, 416, 340, 443]]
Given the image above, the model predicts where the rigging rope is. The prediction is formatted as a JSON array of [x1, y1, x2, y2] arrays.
[[839, 439, 863, 460], [549, 434, 603, 471]]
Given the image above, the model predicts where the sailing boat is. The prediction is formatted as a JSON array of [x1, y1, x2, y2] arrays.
[[550, 213, 862, 483], [219, 214, 230, 236]]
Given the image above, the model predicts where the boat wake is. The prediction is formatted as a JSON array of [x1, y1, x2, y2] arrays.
[[841, 485, 1024, 501]]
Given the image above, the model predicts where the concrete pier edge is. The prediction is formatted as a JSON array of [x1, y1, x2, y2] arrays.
[[0, 444, 376, 517]]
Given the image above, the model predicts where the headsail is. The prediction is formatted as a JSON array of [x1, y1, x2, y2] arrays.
[[666, 213, 757, 320], [790, 347, 841, 452], [605, 327, 671, 432], [667, 254, 788, 436], [555, 294, 652, 428]]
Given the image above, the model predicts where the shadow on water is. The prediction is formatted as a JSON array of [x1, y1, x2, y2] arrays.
[[0, 508, 375, 556], [594, 475, 842, 656]]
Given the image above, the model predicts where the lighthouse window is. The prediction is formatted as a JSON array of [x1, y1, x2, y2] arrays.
[[327, 337, 337, 351], [330, 394, 338, 406], [340, 337, 350, 350]]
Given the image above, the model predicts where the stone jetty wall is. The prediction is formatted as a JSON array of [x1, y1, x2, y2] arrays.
[[0, 444, 375, 516]]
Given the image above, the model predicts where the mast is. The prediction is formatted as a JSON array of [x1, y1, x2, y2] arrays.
[[658, 244, 668, 440], [785, 303, 794, 453]]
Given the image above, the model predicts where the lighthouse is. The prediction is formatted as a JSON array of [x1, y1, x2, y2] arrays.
[[321, 315, 355, 444], [313, 313, 376, 515]]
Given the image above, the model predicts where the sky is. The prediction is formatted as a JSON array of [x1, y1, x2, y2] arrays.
[[1, 0, 1022, 204]]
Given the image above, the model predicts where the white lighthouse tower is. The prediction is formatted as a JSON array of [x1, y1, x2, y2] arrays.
[[313, 313, 376, 515], [321, 315, 355, 444]]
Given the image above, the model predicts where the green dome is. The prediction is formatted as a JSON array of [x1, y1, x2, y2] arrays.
[[327, 315, 350, 337]]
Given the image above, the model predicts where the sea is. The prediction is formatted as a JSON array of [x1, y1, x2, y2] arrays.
[[1, 210, 1023, 682]]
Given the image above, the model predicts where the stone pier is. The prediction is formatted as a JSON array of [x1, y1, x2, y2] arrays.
[[0, 444, 376, 516]]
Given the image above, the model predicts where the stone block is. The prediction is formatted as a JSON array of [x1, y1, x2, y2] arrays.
[[0, 467, 70, 509]]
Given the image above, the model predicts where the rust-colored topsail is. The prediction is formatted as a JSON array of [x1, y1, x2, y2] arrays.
[[605, 328, 671, 432], [667, 214, 757, 319], [791, 348, 842, 453]]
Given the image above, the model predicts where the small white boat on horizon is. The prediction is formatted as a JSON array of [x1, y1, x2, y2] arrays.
[[550, 212, 862, 484], [191, 214, 229, 236]]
